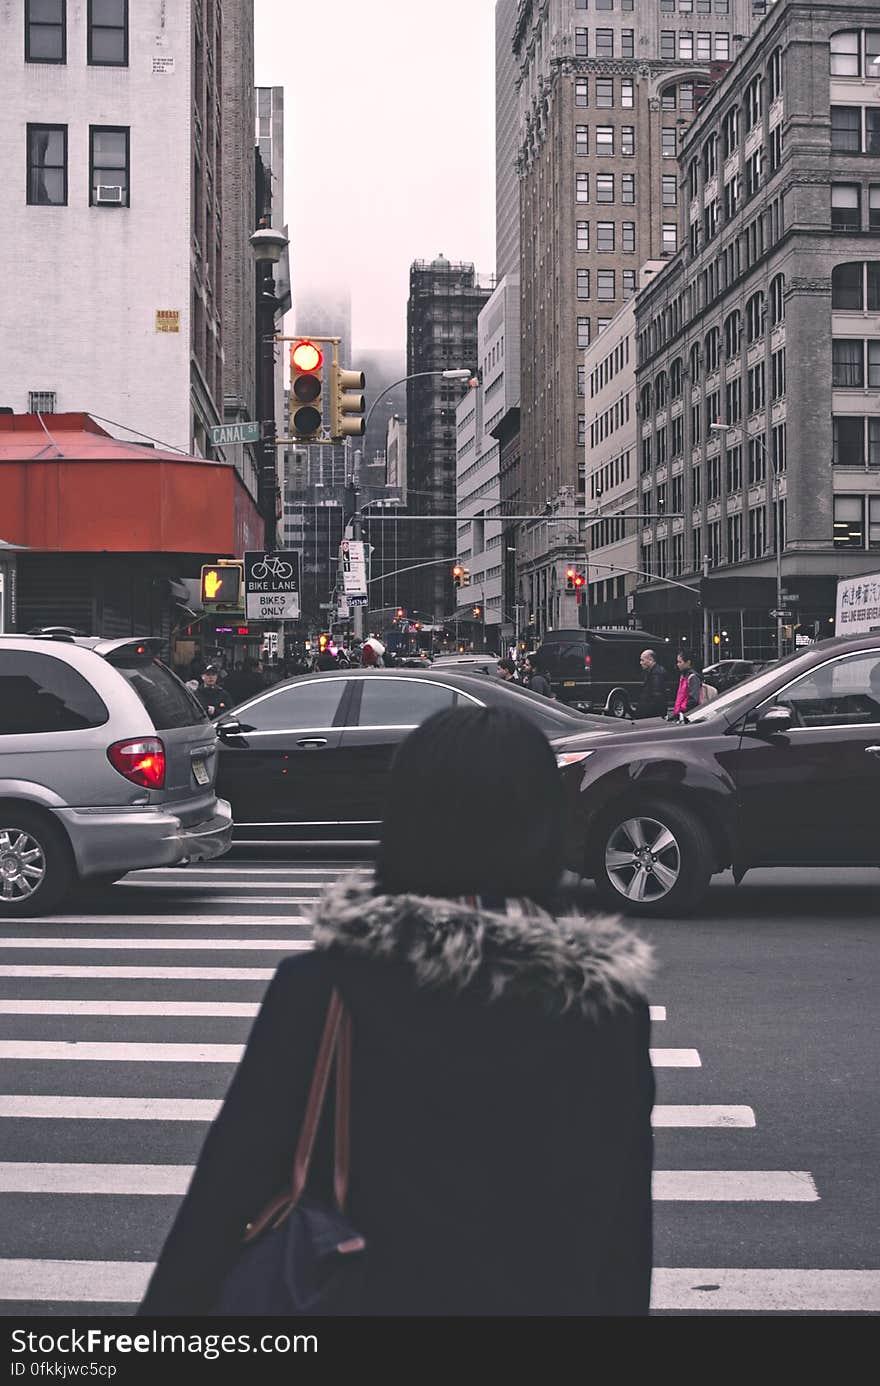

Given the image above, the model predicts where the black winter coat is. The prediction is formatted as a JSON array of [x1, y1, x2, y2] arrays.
[[138, 880, 655, 1317], [635, 663, 669, 719]]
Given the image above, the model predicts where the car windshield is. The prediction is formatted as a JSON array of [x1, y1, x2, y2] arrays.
[[685, 649, 806, 723]]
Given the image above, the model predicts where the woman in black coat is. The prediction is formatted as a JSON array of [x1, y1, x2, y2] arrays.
[[139, 707, 655, 1317]]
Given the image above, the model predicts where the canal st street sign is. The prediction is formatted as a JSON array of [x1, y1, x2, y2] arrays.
[[244, 551, 301, 620], [209, 421, 261, 447]]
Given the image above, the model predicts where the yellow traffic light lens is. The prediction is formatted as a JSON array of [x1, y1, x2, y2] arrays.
[[291, 340, 323, 372]]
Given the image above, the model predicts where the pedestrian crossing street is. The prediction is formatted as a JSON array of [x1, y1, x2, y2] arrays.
[[0, 859, 875, 1316]]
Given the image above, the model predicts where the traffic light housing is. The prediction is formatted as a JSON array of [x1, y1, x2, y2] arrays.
[[330, 363, 366, 439], [573, 571, 586, 604], [461, 567, 470, 587], [200, 563, 242, 607], [290, 340, 324, 439], [566, 567, 577, 592], [452, 564, 463, 589], [472, 605, 482, 619], [396, 607, 405, 620]]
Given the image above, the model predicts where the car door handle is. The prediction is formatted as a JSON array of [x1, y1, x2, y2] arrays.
[[866, 745, 880, 756], [297, 738, 328, 748]]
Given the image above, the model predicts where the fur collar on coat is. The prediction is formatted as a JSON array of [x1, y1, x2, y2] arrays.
[[310, 875, 654, 1019]]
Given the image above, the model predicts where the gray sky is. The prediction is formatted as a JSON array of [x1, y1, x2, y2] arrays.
[[255, 0, 496, 356]]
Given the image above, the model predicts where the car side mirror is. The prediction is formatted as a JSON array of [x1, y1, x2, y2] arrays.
[[216, 719, 244, 739], [754, 706, 793, 739]]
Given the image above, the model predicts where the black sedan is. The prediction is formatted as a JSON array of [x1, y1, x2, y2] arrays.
[[701, 658, 764, 693], [215, 668, 608, 847], [552, 634, 880, 918]]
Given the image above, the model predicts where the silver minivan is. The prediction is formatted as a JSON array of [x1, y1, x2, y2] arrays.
[[0, 634, 232, 917]]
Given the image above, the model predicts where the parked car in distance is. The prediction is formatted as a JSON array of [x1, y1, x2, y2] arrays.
[[552, 634, 880, 917], [216, 668, 608, 847], [0, 634, 232, 916], [431, 654, 500, 675], [537, 628, 676, 717], [701, 659, 763, 693]]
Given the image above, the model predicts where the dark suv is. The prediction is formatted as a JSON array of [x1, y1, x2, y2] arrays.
[[537, 628, 674, 716], [552, 634, 880, 916]]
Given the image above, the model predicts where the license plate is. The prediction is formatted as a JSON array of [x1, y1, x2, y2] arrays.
[[563, 681, 576, 688], [192, 758, 210, 786]]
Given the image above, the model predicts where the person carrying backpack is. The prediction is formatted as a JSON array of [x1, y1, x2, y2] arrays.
[[671, 650, 703, 719]]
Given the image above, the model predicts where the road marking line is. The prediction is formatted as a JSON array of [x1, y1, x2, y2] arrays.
[[653, 1170, 818, 1201], [119, 880, 322, 892], [0, 1096, 222, 1121], [0, 938, 312, 951], [0, 1261, 875, 1310], [649, 1006, 666, 1021], [0, 1000, 260, 1017], [19, 915, 311, 926], [651, 1268, 880, 1313], [652, 1106, 755, 1128], [0, 967, 276, 980], [70, 897, 320, 906], [649, 1049, 700, 1067], [0, 1040, 696, 1065], [127, 867, 370, 876]]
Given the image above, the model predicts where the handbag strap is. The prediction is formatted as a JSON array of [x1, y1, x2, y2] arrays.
[[289, 987, 352, 1212]]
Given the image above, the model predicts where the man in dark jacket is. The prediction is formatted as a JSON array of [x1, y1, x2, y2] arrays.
[[194, 665, 230, 719], [635, 649, 669, 719], [523, 654, 553, 698]]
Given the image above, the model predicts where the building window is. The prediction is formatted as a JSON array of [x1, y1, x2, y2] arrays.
[[90, 126, 130, 205], [671, 416, 684, 457], [623, 270, 637, 299], [576, 124, 589, 156], [597, 126, 614, 157], [714, 33, 729, 61], [596, 79, 614, 109], [771, 348, 785, 400], [706, 388, 721, 431], [662, 223, 677, 255], [770, 272, 785, 323], [576, 172, 590, 203], [575, 28, 588, 58], [25, 0, 66, 62], [577, 365, 586, 398], [705, 327, 720, 374], [661, 31, 676, 61], [26, 124, 67, 205], [725, 376, 741, 424], [832, 339, 864, 388], [577, 268, 591, 300], [833, 496, 864, 548], [745, 149, 763, 199], [621, 79, 635, 109], [578, 415, 586, 447], [697, 31, 711, 61], [869, 340, 880, 388], [621, 29, 635, 59], [871, 418, 880, 467], [622, 221, 636, 252], [749, 505, 767, 558], [832, 184, 861, 232], [707, 455, 721, 500], [662, 174, 678, 206], [87, 0, 128, 66], [577, 316, 591, 349], [575, 79, 588, 108], [595, 0, 614, 8], [28, 390, 57, 413], [871, 187, 880, 231], [748, 436, 767, 485], [769, 124, 784, 174], [662, 129, 677, 159], [745, 76, 762, 131], [724, 174, 740, 220], [830, 31, 860, 78], [621, 174, 635, 204], [680, 31, 694, 61], [621, 126, 635, 156], [703, 133, 718, 182], [722, 105, 740, 158], [831, 106, 862, 154], [833, 416, 866, 466], [746, 290, 766, 343], [747, 362, 766, 414], [596, 29, 614, 59], [597, 174, 614, 203], [693, 467, 702, 506], [727, 512, 743, 563], [597, 221, 615, 253], [726, 445, 742, 493], [577, 220, 590, 252], [768, 46, 784, 103], [597, 270, 616, 301]]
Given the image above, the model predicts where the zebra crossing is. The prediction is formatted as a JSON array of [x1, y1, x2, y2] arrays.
[[0, 858, 875, 1315]]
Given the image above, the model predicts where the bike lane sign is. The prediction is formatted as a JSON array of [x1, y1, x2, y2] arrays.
[[244, 551, 301, 620]]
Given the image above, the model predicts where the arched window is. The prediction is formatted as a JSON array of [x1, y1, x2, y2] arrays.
[[745, 76, 762, 132], [770, 273, 786, 324], [746, 290, 766, 343], [724, 310, 742, 358], [688, 157, 699, 203], [767, 47, 784, 103], [689, 341, 702, 385], [670, 358, 683, 399], [705, 327, 721, 374], [640, 382, 653, 417], [831, 261, 880, 311], [655, 372, 669, 409], [830, 31, 860, 77]]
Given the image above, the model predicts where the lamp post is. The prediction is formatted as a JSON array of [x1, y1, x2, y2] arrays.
[[363, 368, 474, 440], [710, 423, 783, 659], [249, 226, 289, 552]]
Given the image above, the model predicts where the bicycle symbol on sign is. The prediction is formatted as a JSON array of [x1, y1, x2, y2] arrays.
[[251, 557, 294, 581]]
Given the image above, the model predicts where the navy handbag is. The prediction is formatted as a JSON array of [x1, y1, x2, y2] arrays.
[[214, 989, 366, 1316]]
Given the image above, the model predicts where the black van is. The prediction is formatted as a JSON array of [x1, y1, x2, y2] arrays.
[[536, 628, 675, 716]]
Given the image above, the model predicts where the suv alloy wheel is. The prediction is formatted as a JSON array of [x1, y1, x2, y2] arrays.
[[590, 799, 714, 917]]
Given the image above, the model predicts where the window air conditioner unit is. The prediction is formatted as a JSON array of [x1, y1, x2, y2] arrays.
[[96, 185, 124, 204]]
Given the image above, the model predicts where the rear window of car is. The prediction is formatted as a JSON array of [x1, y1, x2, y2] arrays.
[[0, 650, 109, 735], [109, 657, 208, 729]]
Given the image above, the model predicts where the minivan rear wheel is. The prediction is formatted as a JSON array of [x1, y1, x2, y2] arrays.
[[607, 691, 630, 719], [589, 800, 713, 917], [0, 809, 73, 918]]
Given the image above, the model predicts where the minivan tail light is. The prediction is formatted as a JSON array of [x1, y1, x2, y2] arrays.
[[584, 654, 592, 670], [108, 738, 166, 789]]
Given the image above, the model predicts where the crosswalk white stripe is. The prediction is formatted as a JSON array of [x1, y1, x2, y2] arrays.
[[19, 915, 310, 926], [0, 1000, 261, 1017], [128, 867, 371, 876], [0, 1096, 755, 1126], [651, 1106, 755, 1128], [0, 966, 276, 979], [0, 1260, 874, 1310], [651, 1268, 880, 1313], [0, 1041, 699, 1065], [653, 1170, 819, 1201], [649, 1048, 700, 1067], [649, 1006, 665, 1020], [120, 880, 322, 892], [0, 938, 312, 951], [0, 1163, 819, 1200], [55, 898, 319, 907]]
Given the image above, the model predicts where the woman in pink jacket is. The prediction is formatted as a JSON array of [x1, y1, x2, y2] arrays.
[[672, 650, 703, 718]]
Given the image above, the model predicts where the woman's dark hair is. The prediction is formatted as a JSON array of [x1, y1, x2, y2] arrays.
[[677, 649, 693, 665], [376, 706, 565, 902]]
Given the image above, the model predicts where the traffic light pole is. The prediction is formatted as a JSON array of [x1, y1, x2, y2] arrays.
[[257, 262, 278, 551]]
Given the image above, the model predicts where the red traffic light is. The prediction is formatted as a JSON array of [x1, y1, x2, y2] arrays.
[[573, 573, 585, 589], [452, 565, 463, 578], [396, 607, 405, 619], [291, 340, 323, 373]]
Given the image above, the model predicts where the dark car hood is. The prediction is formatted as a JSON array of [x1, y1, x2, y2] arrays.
[[551, 715, 701, 752]]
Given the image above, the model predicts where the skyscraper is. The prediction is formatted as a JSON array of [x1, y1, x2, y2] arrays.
[[496, 0, 521, 282]]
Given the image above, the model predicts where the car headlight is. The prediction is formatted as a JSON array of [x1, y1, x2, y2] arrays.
[[555, 750, 597, 768]]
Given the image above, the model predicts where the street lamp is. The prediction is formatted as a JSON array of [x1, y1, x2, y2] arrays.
[[362, 367, 474, 437], [710, 422, 784, 659], [249, 226, 289, 552]]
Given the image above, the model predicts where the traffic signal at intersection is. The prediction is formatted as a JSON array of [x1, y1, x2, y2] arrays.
[[566, 567, 586, 601], [330, 362, 366, 439], [452, 564, 471, 589], [290, 340, 324, 439]]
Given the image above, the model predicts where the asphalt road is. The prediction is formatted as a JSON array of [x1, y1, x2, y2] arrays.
[[0, 858, 876, 1317]]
